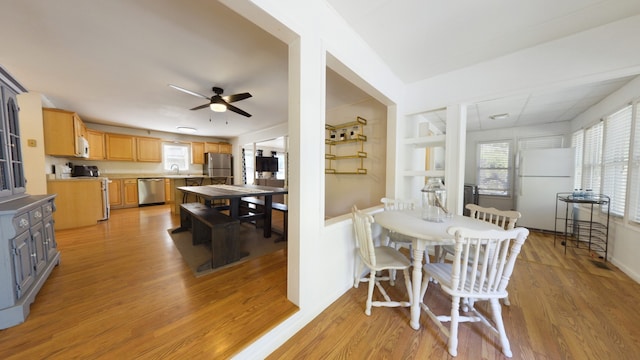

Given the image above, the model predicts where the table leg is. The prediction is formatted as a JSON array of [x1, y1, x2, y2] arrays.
[[264, 195, 273, 238], [410, 240, 425, 330], [229, 198, 240, 219]]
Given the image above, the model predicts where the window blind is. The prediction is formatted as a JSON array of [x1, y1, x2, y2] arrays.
[[630, 103, 640, 223], [602, 105, 632, 216], [571, 130, 584, 190], [582, 122, 603, 192], [477, 141, 511, 196]]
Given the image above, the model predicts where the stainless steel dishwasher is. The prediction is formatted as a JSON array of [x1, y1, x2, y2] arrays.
[[137, 178, 166, 205]]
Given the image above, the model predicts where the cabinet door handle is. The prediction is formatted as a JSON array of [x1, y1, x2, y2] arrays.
[[34, 211, 42, 219]]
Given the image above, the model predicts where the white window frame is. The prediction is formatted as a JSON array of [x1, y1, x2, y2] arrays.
[[163, 143, 190, 172], [476, 140, 512, 197]]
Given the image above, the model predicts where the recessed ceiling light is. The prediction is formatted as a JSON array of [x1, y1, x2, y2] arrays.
[[489, 113, 510, 120], [176, 126, 197, 133]]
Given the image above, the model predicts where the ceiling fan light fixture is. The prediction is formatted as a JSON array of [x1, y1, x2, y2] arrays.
[[210, 103, 227, 112], [176, 126, 197, 133], [489, 113, 510, 120]]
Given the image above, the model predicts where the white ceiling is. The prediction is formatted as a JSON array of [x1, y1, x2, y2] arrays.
[[1, 0, 639, 138]]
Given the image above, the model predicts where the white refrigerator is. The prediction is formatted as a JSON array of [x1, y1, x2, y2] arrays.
[[516, 148, 575, 231]]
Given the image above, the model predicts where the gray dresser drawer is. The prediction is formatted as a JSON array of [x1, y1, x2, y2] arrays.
[[42, 201, 54, 217], [12, 213, 30, 234], [29, 207, 44, 224]]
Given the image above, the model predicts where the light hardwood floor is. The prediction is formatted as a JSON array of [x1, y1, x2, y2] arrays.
[[0, 205, 295, 359], [270, 230, 640, 359], [3, 205, 640, 359]]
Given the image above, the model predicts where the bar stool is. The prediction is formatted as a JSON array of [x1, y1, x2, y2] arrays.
[[183, 177, 203, 203]]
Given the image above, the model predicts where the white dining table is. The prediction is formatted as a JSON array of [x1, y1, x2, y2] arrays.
[[373, 209, 500, 330]]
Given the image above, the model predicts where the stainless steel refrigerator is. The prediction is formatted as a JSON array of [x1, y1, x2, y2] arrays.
[[204, 153, 232, 178]]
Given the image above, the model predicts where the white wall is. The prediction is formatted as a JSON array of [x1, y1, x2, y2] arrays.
[[17, 92, 47, 194], [325, 98, 387, 218]]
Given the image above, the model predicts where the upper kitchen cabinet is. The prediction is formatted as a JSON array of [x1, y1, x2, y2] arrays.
[[191, 142, 204, 164], [105, 133, 135, 161], [218, 142, 232, 154], [204, 142, 219, 154], [135, 136, 162, 162], [204, 142, 231, 154], [86, 129, 105, 160], [42, 108, 88, 157]]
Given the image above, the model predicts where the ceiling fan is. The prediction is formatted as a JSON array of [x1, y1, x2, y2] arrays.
[[169, 84, 252, 117]]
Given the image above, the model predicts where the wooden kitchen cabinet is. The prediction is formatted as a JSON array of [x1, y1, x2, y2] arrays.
[[108, 179, 123, 208], [105, 133, 135, 161], [43, 108, 87, 157], [86, 129, 105, 160], [47, 180, 103, 230], [123, 179, 139, 207], [204, 142, 231, 154], [109, 178, 138, 209], [136, 136, 162, 162], [164, 179, 173, 202], [191, 142, 204, 164], [218, 142, 232, 154], [204, 142, 219, 153]]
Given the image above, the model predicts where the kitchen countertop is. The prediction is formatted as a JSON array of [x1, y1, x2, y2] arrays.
[[47, 174, 225, 180], [99, 174, 210, 179], [47, 177, 108, 182]]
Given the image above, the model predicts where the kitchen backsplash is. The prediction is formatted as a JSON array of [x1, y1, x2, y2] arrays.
[[45, 156, 204, 177]]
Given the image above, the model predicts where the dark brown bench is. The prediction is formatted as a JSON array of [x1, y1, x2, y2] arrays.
[[175, 202, 241, 270], [240, 197, 288, 242]]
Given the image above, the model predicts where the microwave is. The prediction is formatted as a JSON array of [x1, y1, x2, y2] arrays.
[[76, 136, 89, 158]]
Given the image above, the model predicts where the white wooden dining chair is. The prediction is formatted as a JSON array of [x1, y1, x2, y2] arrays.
[[420, 226, 529, 358], [380, 197, 417, 248], [351, 205, 412, 316], [438, 204, 521, 306]]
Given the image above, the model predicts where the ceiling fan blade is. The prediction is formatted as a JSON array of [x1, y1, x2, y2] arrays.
[[190, 103, 211, 111], [223, 92, 252, 103], [169, 84, 209, 99], [226, 103, 252, 117]]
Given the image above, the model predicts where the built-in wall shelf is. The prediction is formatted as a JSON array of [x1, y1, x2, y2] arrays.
[[404, 134, 446, 148], [402, 170, 445, 177], [325, 116, 367, 175]]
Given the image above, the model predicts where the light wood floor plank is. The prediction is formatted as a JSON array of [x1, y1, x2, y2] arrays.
[[0, 205, 296, 359], [269, 231, 640, 359]]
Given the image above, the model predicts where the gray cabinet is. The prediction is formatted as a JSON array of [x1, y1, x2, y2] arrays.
[[0, 69, 59, 329], [0, 195, 59, 329], [0, 70, 26, 198]]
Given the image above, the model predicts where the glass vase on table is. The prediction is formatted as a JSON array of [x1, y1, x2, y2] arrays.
[[421, 177, 448, 222]]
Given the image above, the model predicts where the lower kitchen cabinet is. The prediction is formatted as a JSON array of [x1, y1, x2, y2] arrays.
[[108, 179, 123, 208], [47, 179, 104, 230], [0, 194, 59, 329], [123, 179, 138, 207], [110, 179, 138, 209], [164, 179, 173, 203]]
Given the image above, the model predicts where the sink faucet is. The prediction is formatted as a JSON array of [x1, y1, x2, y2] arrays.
[[170, 164, 179, 175]]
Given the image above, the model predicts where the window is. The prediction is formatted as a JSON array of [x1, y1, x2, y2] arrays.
[[582, 122, 603, 192], [571, 130, 584, 191], [602, 106, 632, 216], [629, 103, 640, 223], [477, 141, 512, 196], [243, 146, 254, 184], [163, 143, 190, 172]]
